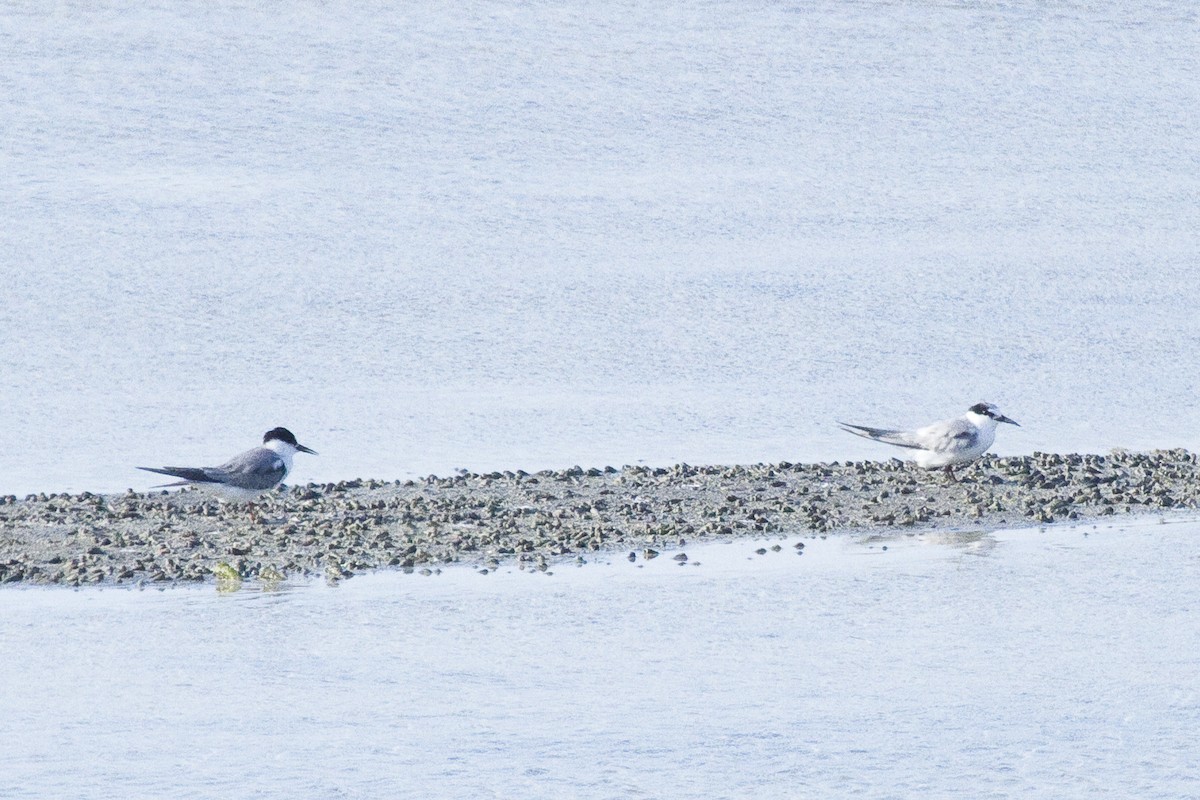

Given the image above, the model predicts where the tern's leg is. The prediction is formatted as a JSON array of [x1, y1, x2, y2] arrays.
[[943, 465, 958, 483]]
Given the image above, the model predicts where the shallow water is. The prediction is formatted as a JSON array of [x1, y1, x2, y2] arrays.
[[4, 516, 1199, 798], [2, 2, 1200, 494], [4, 5, 1200, 793]]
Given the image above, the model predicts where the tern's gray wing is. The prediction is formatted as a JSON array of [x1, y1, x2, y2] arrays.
[[837, 422, 924, 450], [913, 418, 979, 454], [205, 446, 288, 491], [137, 465, 217, 485]]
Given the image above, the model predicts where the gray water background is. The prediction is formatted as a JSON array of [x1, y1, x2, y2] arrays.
[[4, 4, 1200, 797], [4, 517, 1199, 799], [2, 2, 1199, 495]]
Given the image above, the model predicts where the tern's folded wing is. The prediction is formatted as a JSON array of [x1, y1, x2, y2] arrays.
[[837, 422, 925, 450], [210, 448, 287, 491], [915, 418, 979, 454], [137, 465, 217, 483]]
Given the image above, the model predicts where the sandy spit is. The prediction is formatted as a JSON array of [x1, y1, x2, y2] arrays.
[[1, 450, 1196, 587]]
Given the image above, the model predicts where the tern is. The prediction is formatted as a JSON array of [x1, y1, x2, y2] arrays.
[[838, 402, 1019, 481], [138, 427, 317, 498]]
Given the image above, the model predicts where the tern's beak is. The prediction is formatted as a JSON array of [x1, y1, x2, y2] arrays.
[[297, 444, 318, 455], [997, 415, 1020, 427]]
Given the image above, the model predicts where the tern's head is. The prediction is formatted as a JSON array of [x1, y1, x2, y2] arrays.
[[263, 427, 318, 455], [968, 402, 1020, 427]]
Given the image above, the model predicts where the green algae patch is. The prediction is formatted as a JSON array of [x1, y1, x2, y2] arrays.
[[212, 561, 242, 592]]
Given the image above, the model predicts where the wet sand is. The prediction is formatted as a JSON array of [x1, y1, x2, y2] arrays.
[[1, 449, 1196, 586]]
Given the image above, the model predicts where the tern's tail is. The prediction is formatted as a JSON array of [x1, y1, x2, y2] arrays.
[[137, 466, 217, 485], [837, 422, 922, 450]]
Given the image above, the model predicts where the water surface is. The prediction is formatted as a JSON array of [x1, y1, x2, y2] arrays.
[[4, 516, 1199, 798], [2, 2, 1199, 494]]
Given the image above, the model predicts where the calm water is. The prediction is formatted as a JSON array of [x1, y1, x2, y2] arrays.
[[4, 516, 1199, 799], [4, 4, 1200, 796], [2, 2, 1199, 495]]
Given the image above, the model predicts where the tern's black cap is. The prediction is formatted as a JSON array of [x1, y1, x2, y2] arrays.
[[263, 427, 299, 446]]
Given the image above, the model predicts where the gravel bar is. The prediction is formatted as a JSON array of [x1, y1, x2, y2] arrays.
[[2, 449, 1198, 587]]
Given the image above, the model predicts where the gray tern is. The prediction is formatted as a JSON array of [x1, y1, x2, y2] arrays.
[[839, 402, 1019, 481], [139, 427, 317, 498]]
